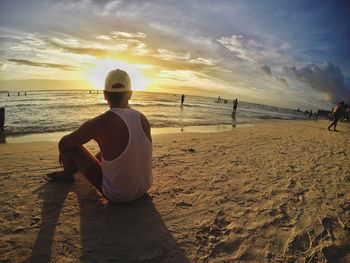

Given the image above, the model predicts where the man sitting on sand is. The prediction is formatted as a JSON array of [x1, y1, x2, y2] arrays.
[[47, 69, 153, 203], [328, 101, 345, 131]]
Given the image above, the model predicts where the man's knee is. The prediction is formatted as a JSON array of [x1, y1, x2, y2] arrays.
[[60, 146, 84, 158]]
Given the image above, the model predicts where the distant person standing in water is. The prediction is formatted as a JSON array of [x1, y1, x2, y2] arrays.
[[181, 94, 186, 105], [47, 69, 153, 203], [328, 101, 345, 131], [233, 98, 238, 114]]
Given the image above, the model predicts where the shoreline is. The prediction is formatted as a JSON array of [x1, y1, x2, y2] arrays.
[[2, 119, 314, 144], [3, 124, 254, 144]]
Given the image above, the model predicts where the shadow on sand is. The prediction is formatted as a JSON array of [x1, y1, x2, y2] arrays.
[[29, 177, 189, 263]]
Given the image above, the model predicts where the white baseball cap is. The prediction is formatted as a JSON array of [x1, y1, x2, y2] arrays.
[[104, 69, 131, 92]]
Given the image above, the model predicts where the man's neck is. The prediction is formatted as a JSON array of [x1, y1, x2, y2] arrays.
[[109, 101, 130, 108]]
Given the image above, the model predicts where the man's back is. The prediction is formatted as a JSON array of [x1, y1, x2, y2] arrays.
[[91, 109, 151, 161], [333, 103, 344, 117], [97, 108, 153, 202]]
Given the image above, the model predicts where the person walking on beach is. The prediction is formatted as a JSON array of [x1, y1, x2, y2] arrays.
[[47, 69, 153, 203], [309, 110, 313, 119], [328, 101, 345, 131], [314, 110, 319, 121], [181, 94, 186, 105], [233, 98, 238, 114]]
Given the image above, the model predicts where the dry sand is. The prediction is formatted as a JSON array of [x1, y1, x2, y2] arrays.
[[0, 120, 349, 263]]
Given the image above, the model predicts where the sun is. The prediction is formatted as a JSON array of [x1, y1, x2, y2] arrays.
[[86, 59, 150, 91]]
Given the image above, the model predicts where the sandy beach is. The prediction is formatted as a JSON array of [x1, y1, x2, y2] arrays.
[[0, 120, 349, 263]]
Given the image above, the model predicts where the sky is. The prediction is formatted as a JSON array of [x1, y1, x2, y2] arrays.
[[0, 0, 349, 109]]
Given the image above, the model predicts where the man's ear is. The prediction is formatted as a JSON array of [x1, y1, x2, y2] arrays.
[[128, 91, 132, 99], [103, 91, 108, 101]]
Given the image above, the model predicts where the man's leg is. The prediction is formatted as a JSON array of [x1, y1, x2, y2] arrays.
[[59, 146, 103, 193], [328, 121, 335, 130], [333, 120, 339, 131]]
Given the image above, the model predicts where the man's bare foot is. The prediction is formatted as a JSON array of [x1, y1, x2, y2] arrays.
[[46, 171, 75, 182]]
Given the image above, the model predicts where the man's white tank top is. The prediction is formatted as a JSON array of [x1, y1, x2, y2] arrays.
[[101, 108, 152, 202]]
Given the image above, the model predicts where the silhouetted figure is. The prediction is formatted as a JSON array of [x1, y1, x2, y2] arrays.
[[0, 107, 5, 143], [328, 101, 345, 131], [309, 110, 313, 119], [233, 99, 238, 114], [7, 92, 9, 97], [328, 108, 334, 121], [18, 92, 20, 96], [25, 91, 27, 96], [231, 112, 236, 127], [345, 104, 350, 121], [46, 69, 153, 204], [181, 94, 185, 105]]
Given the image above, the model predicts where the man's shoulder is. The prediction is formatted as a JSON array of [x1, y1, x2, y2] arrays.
[[88, 112, 111, 125]]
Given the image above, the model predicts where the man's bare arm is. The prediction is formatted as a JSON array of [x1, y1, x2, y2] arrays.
[[95, 151, 102, 161], [58, 118, 98, 153]]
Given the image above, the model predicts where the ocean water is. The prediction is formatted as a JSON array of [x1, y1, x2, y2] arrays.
[[0, 90, 308, 136]]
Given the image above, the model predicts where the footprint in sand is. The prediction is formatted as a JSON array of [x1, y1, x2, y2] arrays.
[[195, 210, 230, 259], [322, 245, 350, 262], [175, 201, 193, 208], [195, 209, 247, 260], [288, 178, 296, 189], [30, 216, 41, 226], [284, 230, 311, 254], [209, 236, 242, 258], [214, 209, 230, 228]]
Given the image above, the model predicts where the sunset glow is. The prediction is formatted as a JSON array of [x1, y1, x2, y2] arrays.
[[86, 59, 151, 92]]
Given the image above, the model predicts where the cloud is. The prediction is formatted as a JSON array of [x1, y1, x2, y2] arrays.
[[284, 62, 350, 103], [155, 69, 233, 95], [47, 35, 151, 57], [276, 76, 289, 88], [130, 41, 150, 56], [189, 57, 217, 66], [96, 35, 112, 40], [151, 48, 218, 69], [48, 39, 111, 57], [155, 49, 190, 61], [260, 64, 289, 88], [217, 35, 295, 68], [7, 59, 75, 70], [217, 34, 272, 63], [110, 31, 146, 39], [21, 36, 47, 47], [261, 64, 271, 75]]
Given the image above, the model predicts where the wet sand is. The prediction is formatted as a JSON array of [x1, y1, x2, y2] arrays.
[[0, 120, 349, 262]]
